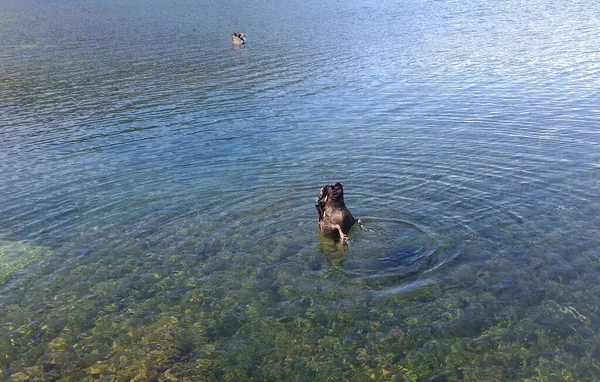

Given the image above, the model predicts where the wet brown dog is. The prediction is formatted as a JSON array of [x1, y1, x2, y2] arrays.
[[316, 182, 363, 243]]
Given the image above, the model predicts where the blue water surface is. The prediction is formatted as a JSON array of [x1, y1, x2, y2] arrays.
[[1, 0, 599, 379]]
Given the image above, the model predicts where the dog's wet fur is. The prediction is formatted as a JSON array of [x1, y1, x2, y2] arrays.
[[316, 182, 362, 243]]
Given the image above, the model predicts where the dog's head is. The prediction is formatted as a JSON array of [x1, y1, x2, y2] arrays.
[[316, 182, 345, 206], [233, 32, 247, 43]]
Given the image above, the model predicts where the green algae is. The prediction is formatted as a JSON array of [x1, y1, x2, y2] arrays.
[[1, 207, 600, 382], [0, 241, 53, 287]]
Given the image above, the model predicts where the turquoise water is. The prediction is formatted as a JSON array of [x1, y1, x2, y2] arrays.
[[1, 0, 600, 380]]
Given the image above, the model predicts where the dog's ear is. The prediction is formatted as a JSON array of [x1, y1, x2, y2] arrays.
[[332, 183, 343, 198]]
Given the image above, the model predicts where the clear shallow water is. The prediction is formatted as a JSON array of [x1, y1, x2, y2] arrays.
[[1, 0, 600, 380]]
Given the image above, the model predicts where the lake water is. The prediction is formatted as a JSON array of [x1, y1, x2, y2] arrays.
[[1, 0, 600, 380]]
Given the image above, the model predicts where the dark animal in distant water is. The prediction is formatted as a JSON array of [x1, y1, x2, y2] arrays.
[[316, 182, 363, 243], [232, 32, 247, 45]]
